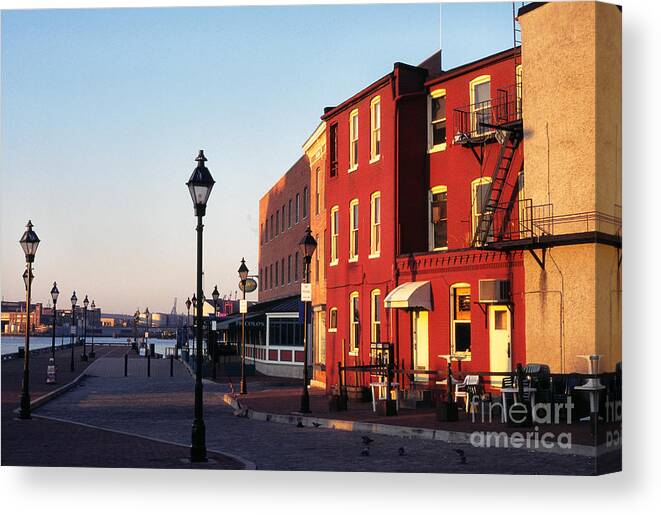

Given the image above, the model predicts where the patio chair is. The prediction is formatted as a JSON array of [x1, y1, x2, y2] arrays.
[[525, 363, 551, 402], [454, 375, 480, 413]]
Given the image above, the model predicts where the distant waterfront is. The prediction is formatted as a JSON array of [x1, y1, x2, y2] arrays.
[[0, 335, 177, 356]]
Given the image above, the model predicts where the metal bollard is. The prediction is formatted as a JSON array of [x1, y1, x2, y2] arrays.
[[170, 354, 174, 377], [124, 353, 128, 377], [147, 353, 151, 377]]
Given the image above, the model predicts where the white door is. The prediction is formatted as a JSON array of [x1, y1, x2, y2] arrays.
[[412, 311, 429, 382], [489, 305, 511, 387]]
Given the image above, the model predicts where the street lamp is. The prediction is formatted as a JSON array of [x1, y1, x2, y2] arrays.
[[299, 227, 317, 414], [50, 282, 59, 361], [186, 149, 215, 463], [185, 297, 192, 355], [144, 307, 150, 354], [211, 285, 220, 380], [81, 295, 89, 361], [191, 293, 197, 356], [133, 309, 140, 351], [70, 292, 77, 372], [90, 300, 96, 358], [238, 258, 249, 394], [18, 220, 40, 419]]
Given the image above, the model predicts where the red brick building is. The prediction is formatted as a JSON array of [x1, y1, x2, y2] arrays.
[[321, 48, 527, 394]]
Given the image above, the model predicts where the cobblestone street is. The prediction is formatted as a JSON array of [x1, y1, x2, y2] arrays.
[[30, 355, 608, 474]]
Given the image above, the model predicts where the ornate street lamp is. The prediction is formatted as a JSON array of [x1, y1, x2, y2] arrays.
[[18, 220, 40, 419], [50, 282, 59, 361], [191, 293, 197, 356], [81, 295, 89, 361], [133, 309, 140, 351], [186, 149, 215, 463], [299, 227, 317, 414], [211, 285, 220, 379], [238, 258, 249, 394], [144, 307, 150, 354], [90, 300, 96, 358], [70, 292, 77, 372]]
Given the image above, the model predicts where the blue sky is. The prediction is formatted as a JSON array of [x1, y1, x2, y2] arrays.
[[1, 2, 514, 314]]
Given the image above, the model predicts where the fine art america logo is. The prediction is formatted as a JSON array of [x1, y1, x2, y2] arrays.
[[467, 396, 622, 450]]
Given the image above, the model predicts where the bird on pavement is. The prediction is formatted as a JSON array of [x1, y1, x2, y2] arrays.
[[398, 447, 406, 456], [361, 435, 374, 445], [312, 422, 321, 428], [453, 449, 467, 464], [296, 421, 304, 428], [360, 447, 370, 457]]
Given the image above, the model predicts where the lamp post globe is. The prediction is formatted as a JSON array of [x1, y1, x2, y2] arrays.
[[187, 150, 215, 463], [90, 300, 96, 358], [81, 295, 89, 361], [50, 282, 59, 362], [299, 227, 317, 414], [70, 292, 77, 372], [238, 258, 249, 394], [18, 220, 40, 420]]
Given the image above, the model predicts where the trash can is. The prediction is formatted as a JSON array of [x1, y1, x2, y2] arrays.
[[17, 346, 25, 358], [149, 343, 155, 357]]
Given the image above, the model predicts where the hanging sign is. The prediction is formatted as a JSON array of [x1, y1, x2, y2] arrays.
[[301, 283, 312, 302], [240, 300, 248, 314]]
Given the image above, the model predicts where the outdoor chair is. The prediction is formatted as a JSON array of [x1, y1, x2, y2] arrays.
[[525, 363, 552, 402], [454, 374, 480, 413]]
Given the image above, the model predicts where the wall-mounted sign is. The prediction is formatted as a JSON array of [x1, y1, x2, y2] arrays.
[[240, 300, 248, 314], [301, 283, 312, 302], [239, 278, 257, 293]]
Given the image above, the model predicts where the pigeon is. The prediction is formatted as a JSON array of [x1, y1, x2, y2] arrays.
[[312, 422, 321, 428], [398, 447, 406, 456], [360, 447, 370, 456], [296, 421, 304, 428], [361, 435, 374, 445], [453, 449, 467, 464]]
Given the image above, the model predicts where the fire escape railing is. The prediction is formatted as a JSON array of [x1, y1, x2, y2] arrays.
[[453, 84, 522, 144]]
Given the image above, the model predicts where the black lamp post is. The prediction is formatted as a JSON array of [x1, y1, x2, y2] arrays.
[[187, 149, 215, 463], [238, 258, 249, 394], [70, 292, 77, 372], [185, 297, 192, 355], [50, 282, 59, 361], [133, 310, 139, 351], [211, 285, 220, 380], [191, 294, 197, 356], [144, 307, 150, 352], [18, 220, 40, 420], [89, 300, 96, 358], [299, 227, 317, 414], [81, 295, 89, 361]]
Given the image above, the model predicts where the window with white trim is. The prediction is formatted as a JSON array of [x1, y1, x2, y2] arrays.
[[451, 283, 471, 356], [429, 186, 448, 250], [370, 289, 381, 344], [295, 193, 300, 223], [349, 109, 359, 171], [349, 291, 360, 353], [370, 192, 381, 257], [328, 307, 338, 332], [349, 199, 359, 261], [428, 89, 447, 151], [370, 96, 381, 161], [470, 75, 491, 136], [472, 177, 493, 245], [330, 205, 339, 265]]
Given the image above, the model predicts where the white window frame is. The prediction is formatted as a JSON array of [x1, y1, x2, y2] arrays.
[[349, 109, 359, 172], [349, 199, 359, 262], [450, 282, 472, 360], [469, 75, 492, 136], [471, 177, 493, 245], [330, 205, 339, 266], [429, 185, 448, 251], [328, 307, 338, 333], [370, 96, 381, 163], [349, 291, 360, 354], [516, 65, 523, 118], [370, 289, 381, 344], [428, 88, 447, 153], [369, 191, 381, 258]]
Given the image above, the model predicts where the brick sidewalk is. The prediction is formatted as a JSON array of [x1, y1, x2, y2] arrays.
[[219, 379, 617, 448], [1, 347, 244, 469]]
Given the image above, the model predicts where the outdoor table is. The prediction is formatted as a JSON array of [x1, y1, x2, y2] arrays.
[[500, 386, 537, 423], [369, 381, 400, 412]]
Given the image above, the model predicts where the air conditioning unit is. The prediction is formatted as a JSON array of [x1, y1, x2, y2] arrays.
[[478, 279, 510, 304]]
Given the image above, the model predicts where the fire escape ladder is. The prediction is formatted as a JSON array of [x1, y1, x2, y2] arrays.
[[472, 131, 522, 247]]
